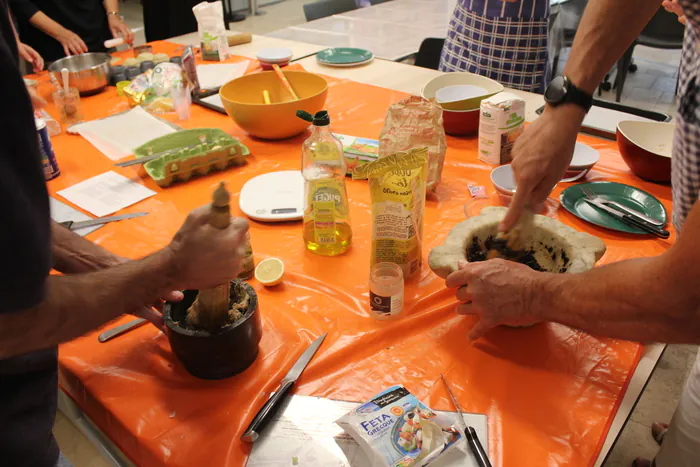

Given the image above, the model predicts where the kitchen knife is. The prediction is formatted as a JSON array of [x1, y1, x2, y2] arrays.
[[601, 199, 665, 226], [60, 212, 148, 230], [98, 318, 147, 343], [583, 198, 670, 239], [440, 374, 492, 467], [241, 333, 327, 443]]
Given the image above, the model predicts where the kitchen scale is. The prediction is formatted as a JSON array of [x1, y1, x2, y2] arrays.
[[239, 171, 304, 222]]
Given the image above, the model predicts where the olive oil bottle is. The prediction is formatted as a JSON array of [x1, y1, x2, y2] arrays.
[[297, 110, 352, 256]]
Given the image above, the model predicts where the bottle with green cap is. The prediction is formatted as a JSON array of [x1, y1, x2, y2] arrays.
[[296, 110, 352, 256]]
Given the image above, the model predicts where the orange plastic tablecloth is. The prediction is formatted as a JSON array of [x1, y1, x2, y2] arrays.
[[40, 43, 674, 467]]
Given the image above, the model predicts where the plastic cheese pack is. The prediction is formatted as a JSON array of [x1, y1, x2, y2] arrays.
[[336, 386, 462, 467], [352, 148, 428, 280]]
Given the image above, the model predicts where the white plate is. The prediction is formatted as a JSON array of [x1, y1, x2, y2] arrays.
[[256, 47, 293, 63], [569, 142, 600, 170], [239, 171, 304, 222], [490, 164, 516, 196], [315, 56, 374, 68], [435, 85, 488, 104]]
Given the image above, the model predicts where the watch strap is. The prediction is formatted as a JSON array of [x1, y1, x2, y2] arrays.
[[565, 78, 593, 112]]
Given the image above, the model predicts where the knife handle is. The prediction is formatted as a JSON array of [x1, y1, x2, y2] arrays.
[[622, 213, 670, 239], [466, 427, 492, 467], [241, 380, 294, 443]]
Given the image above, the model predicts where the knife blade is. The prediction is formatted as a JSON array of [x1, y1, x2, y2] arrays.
[[440, 374, 492, 467], [98, 318, 147, 343], [601, 200, 664, 226], [241, 333, 327, 443], [583, 198, 670, 239], [60, 212, 148, 230]]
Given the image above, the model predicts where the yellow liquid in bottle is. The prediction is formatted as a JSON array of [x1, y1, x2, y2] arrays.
[[303, 221, 352, 256]]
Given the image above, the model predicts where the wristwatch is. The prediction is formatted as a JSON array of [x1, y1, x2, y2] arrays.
[[544, 76, 593, 112]]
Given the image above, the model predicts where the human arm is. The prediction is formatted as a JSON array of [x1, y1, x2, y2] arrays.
[[446, 204, 700, 344], [5, 5, 44, 71], [663, 0, 688, 24], [103, 0, 133, 44], [51, 220, 122, 273], [0, 207, 249, 358], [8, 0, 88, 56], [501, 0, 664, 230]]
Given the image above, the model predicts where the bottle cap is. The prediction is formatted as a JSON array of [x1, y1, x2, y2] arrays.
[[296, 110, 330, 126]]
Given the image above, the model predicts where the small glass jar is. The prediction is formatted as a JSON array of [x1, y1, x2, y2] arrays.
[[369, 262, 404, 320], [52, 87, 83, 125]]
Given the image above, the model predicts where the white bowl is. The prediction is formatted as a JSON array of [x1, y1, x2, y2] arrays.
[[256, 48, 293, 64], [435, 85, 489, 106], [490, 164, 516, 196], [421, 72, 504, 111], [569, 142, 600, 170]]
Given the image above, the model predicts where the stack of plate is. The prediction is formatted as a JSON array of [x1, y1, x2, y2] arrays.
[[316, 48, 374, 67], [562, 143, 600, 182]]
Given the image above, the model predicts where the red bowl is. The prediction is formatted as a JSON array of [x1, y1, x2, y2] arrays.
[[442, 107, 480, 136], [616, 120, 674, 184]]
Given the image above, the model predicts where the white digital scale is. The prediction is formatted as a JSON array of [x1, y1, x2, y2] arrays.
[[239, 171, 305, 222]]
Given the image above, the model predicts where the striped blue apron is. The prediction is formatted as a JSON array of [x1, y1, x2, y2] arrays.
[[439, 0, 551, 93]]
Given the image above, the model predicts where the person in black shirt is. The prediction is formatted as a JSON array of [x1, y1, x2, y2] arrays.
[[8, 0, 133, 64], [0, 3, 249, 466]]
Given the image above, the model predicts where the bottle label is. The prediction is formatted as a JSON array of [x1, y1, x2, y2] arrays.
[[313, 200, 336, 244], [370, 291, 403, 315]]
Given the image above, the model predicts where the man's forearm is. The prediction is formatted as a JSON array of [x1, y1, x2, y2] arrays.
[[539, 256, 700, 344], [563, 0, 662, 93], [51, 221, 121, 274], [0, 248, 176, 358], [103, 0, 119, 14]]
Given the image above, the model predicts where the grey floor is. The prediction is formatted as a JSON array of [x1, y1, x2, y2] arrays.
[[53, 1, 697, 466]]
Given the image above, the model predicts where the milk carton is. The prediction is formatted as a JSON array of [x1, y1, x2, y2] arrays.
[[478, 92, 526, 165]]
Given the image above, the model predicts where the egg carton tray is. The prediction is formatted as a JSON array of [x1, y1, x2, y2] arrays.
[[135, 128, 250, 187]]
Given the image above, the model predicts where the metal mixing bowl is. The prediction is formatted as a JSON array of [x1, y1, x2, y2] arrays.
[[48, 53, 111, 96]]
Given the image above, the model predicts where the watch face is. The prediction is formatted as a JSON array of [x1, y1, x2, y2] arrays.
[[545, 76, 568, 104]]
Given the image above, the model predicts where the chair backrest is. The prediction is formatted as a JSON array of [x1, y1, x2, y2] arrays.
[[414, 38, 445, 70], [639, 7, 685, 46], [303, 0, 358, 22]]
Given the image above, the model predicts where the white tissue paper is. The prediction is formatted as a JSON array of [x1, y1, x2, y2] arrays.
[[192, 1, 231, 61]]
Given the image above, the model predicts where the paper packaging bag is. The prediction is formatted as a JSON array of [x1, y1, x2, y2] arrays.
[[378, 96, 446, 193], [192, 1, 231, 61]]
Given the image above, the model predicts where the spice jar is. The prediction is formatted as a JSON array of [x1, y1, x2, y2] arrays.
[[369, 262, 404, 320], [238, 231, 255, 280]]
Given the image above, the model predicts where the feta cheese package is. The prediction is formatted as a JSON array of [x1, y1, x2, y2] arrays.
[[336, 386, 462, 467]]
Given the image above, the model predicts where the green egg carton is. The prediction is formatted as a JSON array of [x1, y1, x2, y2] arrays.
[[135, 128, 250, 187]]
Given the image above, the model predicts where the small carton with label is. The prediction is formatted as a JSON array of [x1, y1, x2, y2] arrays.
[[478, 92, 526, 165]]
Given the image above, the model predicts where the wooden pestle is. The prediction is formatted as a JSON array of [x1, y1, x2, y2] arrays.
[[227, 33, 252, 47], [186, 183, 232, 332]]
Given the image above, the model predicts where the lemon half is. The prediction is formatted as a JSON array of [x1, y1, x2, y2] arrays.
[[254, 258, 284, 287]]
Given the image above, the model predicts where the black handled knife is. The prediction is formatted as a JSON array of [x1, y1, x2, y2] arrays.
[[241, 333, 327, 443], [583, 198, 670, 239]]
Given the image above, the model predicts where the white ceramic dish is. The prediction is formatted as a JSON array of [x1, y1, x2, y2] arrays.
[[256, 48, 293, 64], [421, 72, 503, 111], [316, 57, 374, 68], [569, 142, 600, 170], [435, 85, 488, 105], [490, 164, 516, 196]]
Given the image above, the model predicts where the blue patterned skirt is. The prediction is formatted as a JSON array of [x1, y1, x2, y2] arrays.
[[439, 0, 550, 93]]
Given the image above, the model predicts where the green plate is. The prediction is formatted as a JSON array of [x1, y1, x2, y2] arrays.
[[316, 48, 374, 66], [560, 181, 668, 234]]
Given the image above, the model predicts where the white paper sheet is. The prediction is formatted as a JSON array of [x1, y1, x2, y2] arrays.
[[49, 197, 103, 236], [246, 395, 488, 467], [196, 61, 250, 90], [72, 107, 177, 160], [201, 93, 224, 109], [57, 171, 156, 217]]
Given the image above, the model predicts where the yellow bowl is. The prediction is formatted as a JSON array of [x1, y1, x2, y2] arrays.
[[220, 70, 328, 140], [421, 72, 503, 111]]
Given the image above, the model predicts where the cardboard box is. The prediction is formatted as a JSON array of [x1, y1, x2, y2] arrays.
[[478, 92, 526, 165]]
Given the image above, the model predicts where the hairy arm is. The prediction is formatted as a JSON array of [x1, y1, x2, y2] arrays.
[[0, 249, 175, 358], [51, 221, 122, 273], [539, 206, 700, 344]]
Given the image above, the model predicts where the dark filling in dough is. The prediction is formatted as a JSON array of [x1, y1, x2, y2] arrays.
[[466, 236, 570, 273]]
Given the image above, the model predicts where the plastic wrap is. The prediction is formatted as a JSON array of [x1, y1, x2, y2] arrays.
[[35, 43, 674, 467]]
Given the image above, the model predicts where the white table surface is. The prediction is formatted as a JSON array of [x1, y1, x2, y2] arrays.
[[60, 35, 666, 467], [267, 0, 456, 61]]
